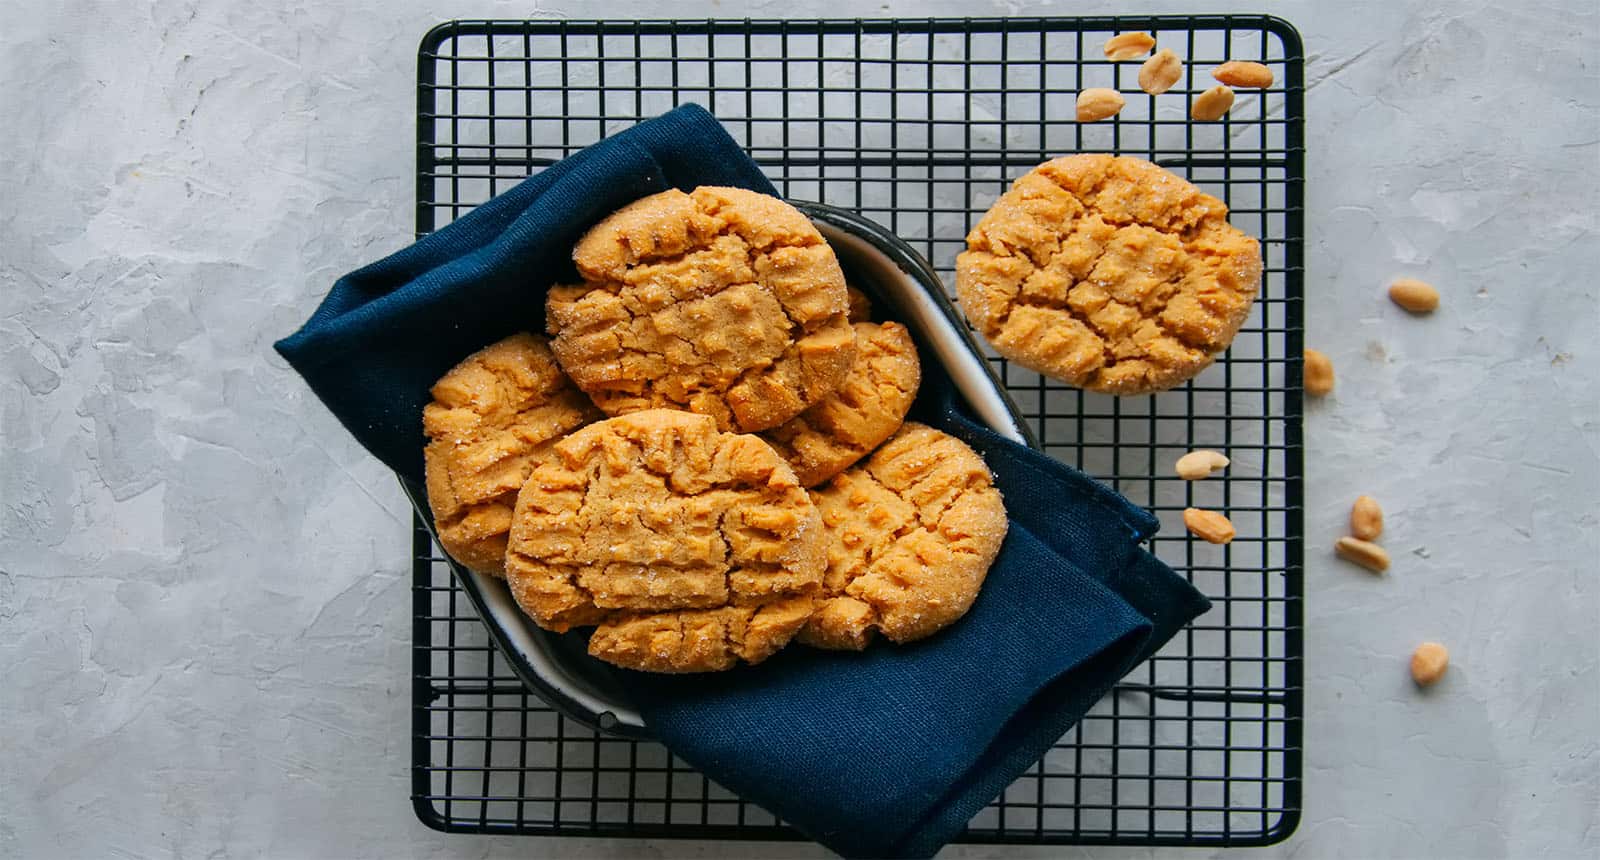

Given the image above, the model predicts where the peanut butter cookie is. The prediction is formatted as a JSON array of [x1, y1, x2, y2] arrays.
[[760, 321, 921, 487], [547, 187, 857, 432], [422, 333, 600, 576], [799, 423, 1008, 651], [505, 409, 824, 673], [956, 155, 1262, 394]]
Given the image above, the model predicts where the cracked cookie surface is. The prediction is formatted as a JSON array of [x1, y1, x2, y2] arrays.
[[422, 333, 600, 576], [587, 597, 818, 674], [956, 155, 1262, 394], [505, 409, 824, 673], [547, 187, 856, 432], [799, 423, 1008, 651], [760, 321, 921, 487]]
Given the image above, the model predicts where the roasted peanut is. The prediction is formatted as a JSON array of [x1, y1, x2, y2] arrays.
[[1389, 278, 1440, 313], [1175, 449, 1230, 480], [1350, 495, 1384, 541], [1303, 348, 1334, 396], [1183, 508, 1236, 544], [1076, 88, 1126, 122], [1213, 61, 1274, 88], [1191, 85, 1235, 120], [1410, 642, 1449, 687], [1103, 32, 1156, 61], [1335, 536, 1390, 573], [1139, 49, 1183, 95]]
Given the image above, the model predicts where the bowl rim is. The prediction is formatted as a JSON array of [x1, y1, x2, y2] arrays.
[[405, 201, 1038, 739]]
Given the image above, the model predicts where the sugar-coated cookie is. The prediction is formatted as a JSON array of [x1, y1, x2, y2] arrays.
[[956, 154, 1261, 394], [799, 423, 1007, 650], [761, 321, 921, 487], [422, 333, 599, 576], [547, 187, 856, 432], [504, 409, 824, 673]]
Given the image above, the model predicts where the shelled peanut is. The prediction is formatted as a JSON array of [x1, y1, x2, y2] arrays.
[[1213, 61, 1273, 88], [1175, 449, 1229, 480], [1191, 85, 1235, 120], [1183, 508, 1236, 545], [1103, 32, 1156, 60], [1410, 642, 1449, 686], [1304, 348, 1334, 396], [1140, 49, 1183, 95], [1389, 278, 1440, 313], [1350, 495, 1384, 541], [1076, 89, 1126, 122], [1334, 536, 1390, 573]]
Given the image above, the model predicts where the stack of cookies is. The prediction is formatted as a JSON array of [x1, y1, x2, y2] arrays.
[[424, 186, 1007, 673], [424, 160, 1261, 674]]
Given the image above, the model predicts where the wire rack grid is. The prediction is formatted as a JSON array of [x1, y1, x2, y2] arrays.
[[410, 16, 1304, 848]]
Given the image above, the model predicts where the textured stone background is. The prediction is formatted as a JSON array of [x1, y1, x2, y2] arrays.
[[3, 0, 1596, 857]]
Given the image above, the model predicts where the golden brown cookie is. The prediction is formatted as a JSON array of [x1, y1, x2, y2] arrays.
[[504, 409, 824, 672], [547, 187, 857, 433], [956, 154, 1262, 394], [798, 423, 1008, 650], [760, 321, 921, 487], [422, 333, 599, 576]]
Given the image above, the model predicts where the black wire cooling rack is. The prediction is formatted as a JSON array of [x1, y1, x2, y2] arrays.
[[410, 16, 1304, 847]]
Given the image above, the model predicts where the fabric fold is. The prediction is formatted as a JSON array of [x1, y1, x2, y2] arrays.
[[616, 522, 1162, 858]]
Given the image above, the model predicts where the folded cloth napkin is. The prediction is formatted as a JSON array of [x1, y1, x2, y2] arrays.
[[275, 104, 1210, 859], [612, 355, 1208, 859]]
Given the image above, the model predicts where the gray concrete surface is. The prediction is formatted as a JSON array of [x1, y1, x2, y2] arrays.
[[3, 0, 1596, 858]]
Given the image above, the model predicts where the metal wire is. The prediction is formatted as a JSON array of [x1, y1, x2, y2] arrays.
[[411, 16, 1304, 846]]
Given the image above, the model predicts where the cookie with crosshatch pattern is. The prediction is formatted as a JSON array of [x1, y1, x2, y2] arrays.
[[546, 186, 857, 433], [422, 333, 600, 577], [956, 154, 1261, 394], [799, 423, 1007, 651], [504, 409, 824, 673], [760, 320, 921, 488]]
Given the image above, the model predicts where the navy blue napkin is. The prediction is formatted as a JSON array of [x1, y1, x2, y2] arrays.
[[274, 105, 1210, 859], [617, 355, 1208, 858]]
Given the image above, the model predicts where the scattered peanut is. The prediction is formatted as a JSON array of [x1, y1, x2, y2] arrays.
[[1212, 60, 1274, 88], [1175, 449, 1230, 480], [1410, 642, 1449, 687], [1191, 84, 1236, 120], [1139, 49, 1184, 95], [1335, 536, 1390, 573], [1076, 88, 1126, 122], [1303, 348, 1335, 396], [1350, 495, 1384, 541], [1389, 278, 1440, 314], [1103, 31, 1157, 61], [1183, 508, 1236, 544]]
